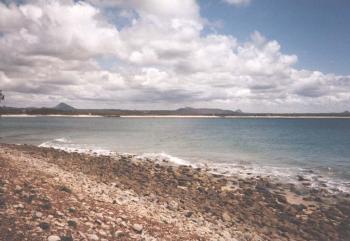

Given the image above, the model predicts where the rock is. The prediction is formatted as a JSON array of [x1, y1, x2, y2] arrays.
[[41, 202, 52, 210], [222, 230, 232, 239], [184, 210, 193, 218], [14, 185, 22, 193], [60, 236, 73, 241], [15, 203, 24, 209], [114, 231, 124, 238], [68, 207, 76, 213], [34, 211, 43, 218], [78, 232, 87, 239], [0, 196, 5, 207], [59, 185, 72, 193], [39, 222, 50, 230], [47, 235, 61, 241], [96, 213, 104, 219], [297, 175, 307, 181], [132, 224, 143, 233], [68, 220, 77, 228], [87, 234, 99, 241], [167, 200, 179, 211], [222, 212, 231, 222]]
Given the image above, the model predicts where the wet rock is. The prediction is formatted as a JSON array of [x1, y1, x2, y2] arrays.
[[41, 201, 52, 210], [276, 194, 287, 203], [184, 210, 193, 218], [39, 222, 50, 230], [67, 220, 77, 228], [47, 235, 60, 241], [68, 207, 76, 213], [297, 175, 308, 182], [60, 236, 73, 241], [132, 223, 143, 233], [0, 195, 5, 208]]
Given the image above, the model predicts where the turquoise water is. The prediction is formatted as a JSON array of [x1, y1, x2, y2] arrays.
[[1, 117, 350, 191]]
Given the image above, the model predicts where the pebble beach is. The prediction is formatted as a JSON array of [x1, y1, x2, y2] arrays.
[[0, 143, 349, 241]]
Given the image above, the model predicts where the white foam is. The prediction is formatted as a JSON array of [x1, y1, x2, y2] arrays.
[[39, 138, 115, 156], [37, 139, 350, 193], [134, 152, 191, 166]]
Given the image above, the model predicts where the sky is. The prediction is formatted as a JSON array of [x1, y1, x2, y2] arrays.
[[0, 0, 349, 112]]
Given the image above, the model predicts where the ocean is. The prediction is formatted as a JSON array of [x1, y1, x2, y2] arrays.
[[1, 116, 349, 192]]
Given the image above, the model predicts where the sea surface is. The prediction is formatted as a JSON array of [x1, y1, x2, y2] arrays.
[[1, 116, 350, 192]]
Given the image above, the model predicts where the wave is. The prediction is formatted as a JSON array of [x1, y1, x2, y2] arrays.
[[38, 138, 350, 193], [39, 138, 115, 156], [134, 152, 191, 166]]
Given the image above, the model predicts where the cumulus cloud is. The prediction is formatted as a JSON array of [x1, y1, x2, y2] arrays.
[[0, 0, 349, 112], [223, 0, 251, 7]]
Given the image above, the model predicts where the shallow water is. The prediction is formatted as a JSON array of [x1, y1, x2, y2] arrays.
[[1, 116, 350, 191]]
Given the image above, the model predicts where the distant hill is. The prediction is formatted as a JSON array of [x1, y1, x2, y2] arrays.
[[175, 107, 241, 115], [53, 103, 75, 111], [2, 104, 350, 117]]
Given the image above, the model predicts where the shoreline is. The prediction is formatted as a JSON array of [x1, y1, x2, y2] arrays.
[[0, 143, 349, 240], [2, 114, 350, 119]]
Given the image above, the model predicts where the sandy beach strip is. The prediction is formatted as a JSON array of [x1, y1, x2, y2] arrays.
[[0, 143, 349, 241]]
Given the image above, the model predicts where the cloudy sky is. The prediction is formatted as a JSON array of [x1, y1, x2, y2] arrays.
[[0, 0, 349, 112]]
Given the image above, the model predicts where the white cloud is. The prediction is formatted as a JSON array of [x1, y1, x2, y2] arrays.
[[0, 0, 349, 112], [223, 0, 251, 7]]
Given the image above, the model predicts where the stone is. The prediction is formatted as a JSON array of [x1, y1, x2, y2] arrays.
[[59, 185, 72, 193], [87, 234, 99, 241], [34, 211, 43, 218], [47, 235, 61, 241], [167, 200, 179, 211], [132, 223, 143, 233], [67, 220, 77, 228], [15, 203, 24, 209], [222, 212, 231, 222], [39, 222, 50, 230], [78, 231, 87, 239], [68, 207, 76, 213], [114, 231, 124, 238], [184, 211, 193, 218], [60, 236, 73, 241]]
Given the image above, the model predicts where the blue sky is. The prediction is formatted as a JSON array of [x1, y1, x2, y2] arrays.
[[201, 0, 350, 75]]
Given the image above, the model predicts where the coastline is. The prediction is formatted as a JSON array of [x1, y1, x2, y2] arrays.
[[2, 114, 350, 119], [0, 144, 349, 240]]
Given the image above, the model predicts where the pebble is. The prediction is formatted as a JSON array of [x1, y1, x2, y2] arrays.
[[34, 211, 43, 218], [114, 231, 124, 238], [39, 222, 50, 230], [222, 212, 231, 222], [88, 234, 99, 241], [68, 207, 76, 213], [67, 220, 77, 228], [98, 230, 107, 236], [47, 235, 61, 241], [61, 236, 73, 241], [132, 223, 143, 233]]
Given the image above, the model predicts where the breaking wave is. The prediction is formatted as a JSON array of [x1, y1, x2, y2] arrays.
[[38, 138, 350, 193]]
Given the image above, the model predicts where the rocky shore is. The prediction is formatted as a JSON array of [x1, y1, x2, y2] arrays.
[[0, 143, 349, 241]]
